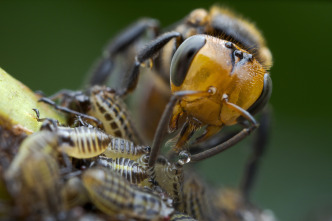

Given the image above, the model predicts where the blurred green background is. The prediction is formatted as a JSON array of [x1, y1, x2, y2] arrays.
[[0, 1, 331, 220]]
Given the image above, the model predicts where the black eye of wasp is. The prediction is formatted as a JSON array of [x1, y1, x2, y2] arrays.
[[170, 35, 206, 87]]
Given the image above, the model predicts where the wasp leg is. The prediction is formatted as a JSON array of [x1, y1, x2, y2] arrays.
[[240, 106, 271, 200], [190, 97, 258, 162], [148, 90, 208, 167], [38, 97, 102, 126], [89, 18, 160, 86], [120, 31, 183, 96], [148, 92, 180, 167]]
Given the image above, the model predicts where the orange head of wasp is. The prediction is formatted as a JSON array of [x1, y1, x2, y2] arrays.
[[169, 34, 272, 151]]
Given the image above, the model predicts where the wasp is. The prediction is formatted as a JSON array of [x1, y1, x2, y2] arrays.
[[87, 5, 273, 167], [82, 167, 174, 221]]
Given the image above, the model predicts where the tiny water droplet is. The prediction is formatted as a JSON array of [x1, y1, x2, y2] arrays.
[[178, 150, 191, 165]]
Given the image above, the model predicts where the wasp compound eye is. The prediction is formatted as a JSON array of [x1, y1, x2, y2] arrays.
[[170, 35, 206, 87]]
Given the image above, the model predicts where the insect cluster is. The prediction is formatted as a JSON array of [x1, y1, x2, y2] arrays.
[[1, 5, 277, 221]]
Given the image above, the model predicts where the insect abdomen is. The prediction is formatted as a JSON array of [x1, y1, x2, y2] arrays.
[[82, 168, 174, 220], [182, 177, 213, 221], [104, 137, 149, 160], [149, 156, 184, 209], [5, 131, 61, 217], [88, 86, 142, 144], [92, 155, 149, 185], [170, 212, 198, 221], [57, 126, 111, 159]]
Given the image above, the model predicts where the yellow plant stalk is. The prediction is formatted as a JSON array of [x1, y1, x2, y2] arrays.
[[0, 67, 66, 134]]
